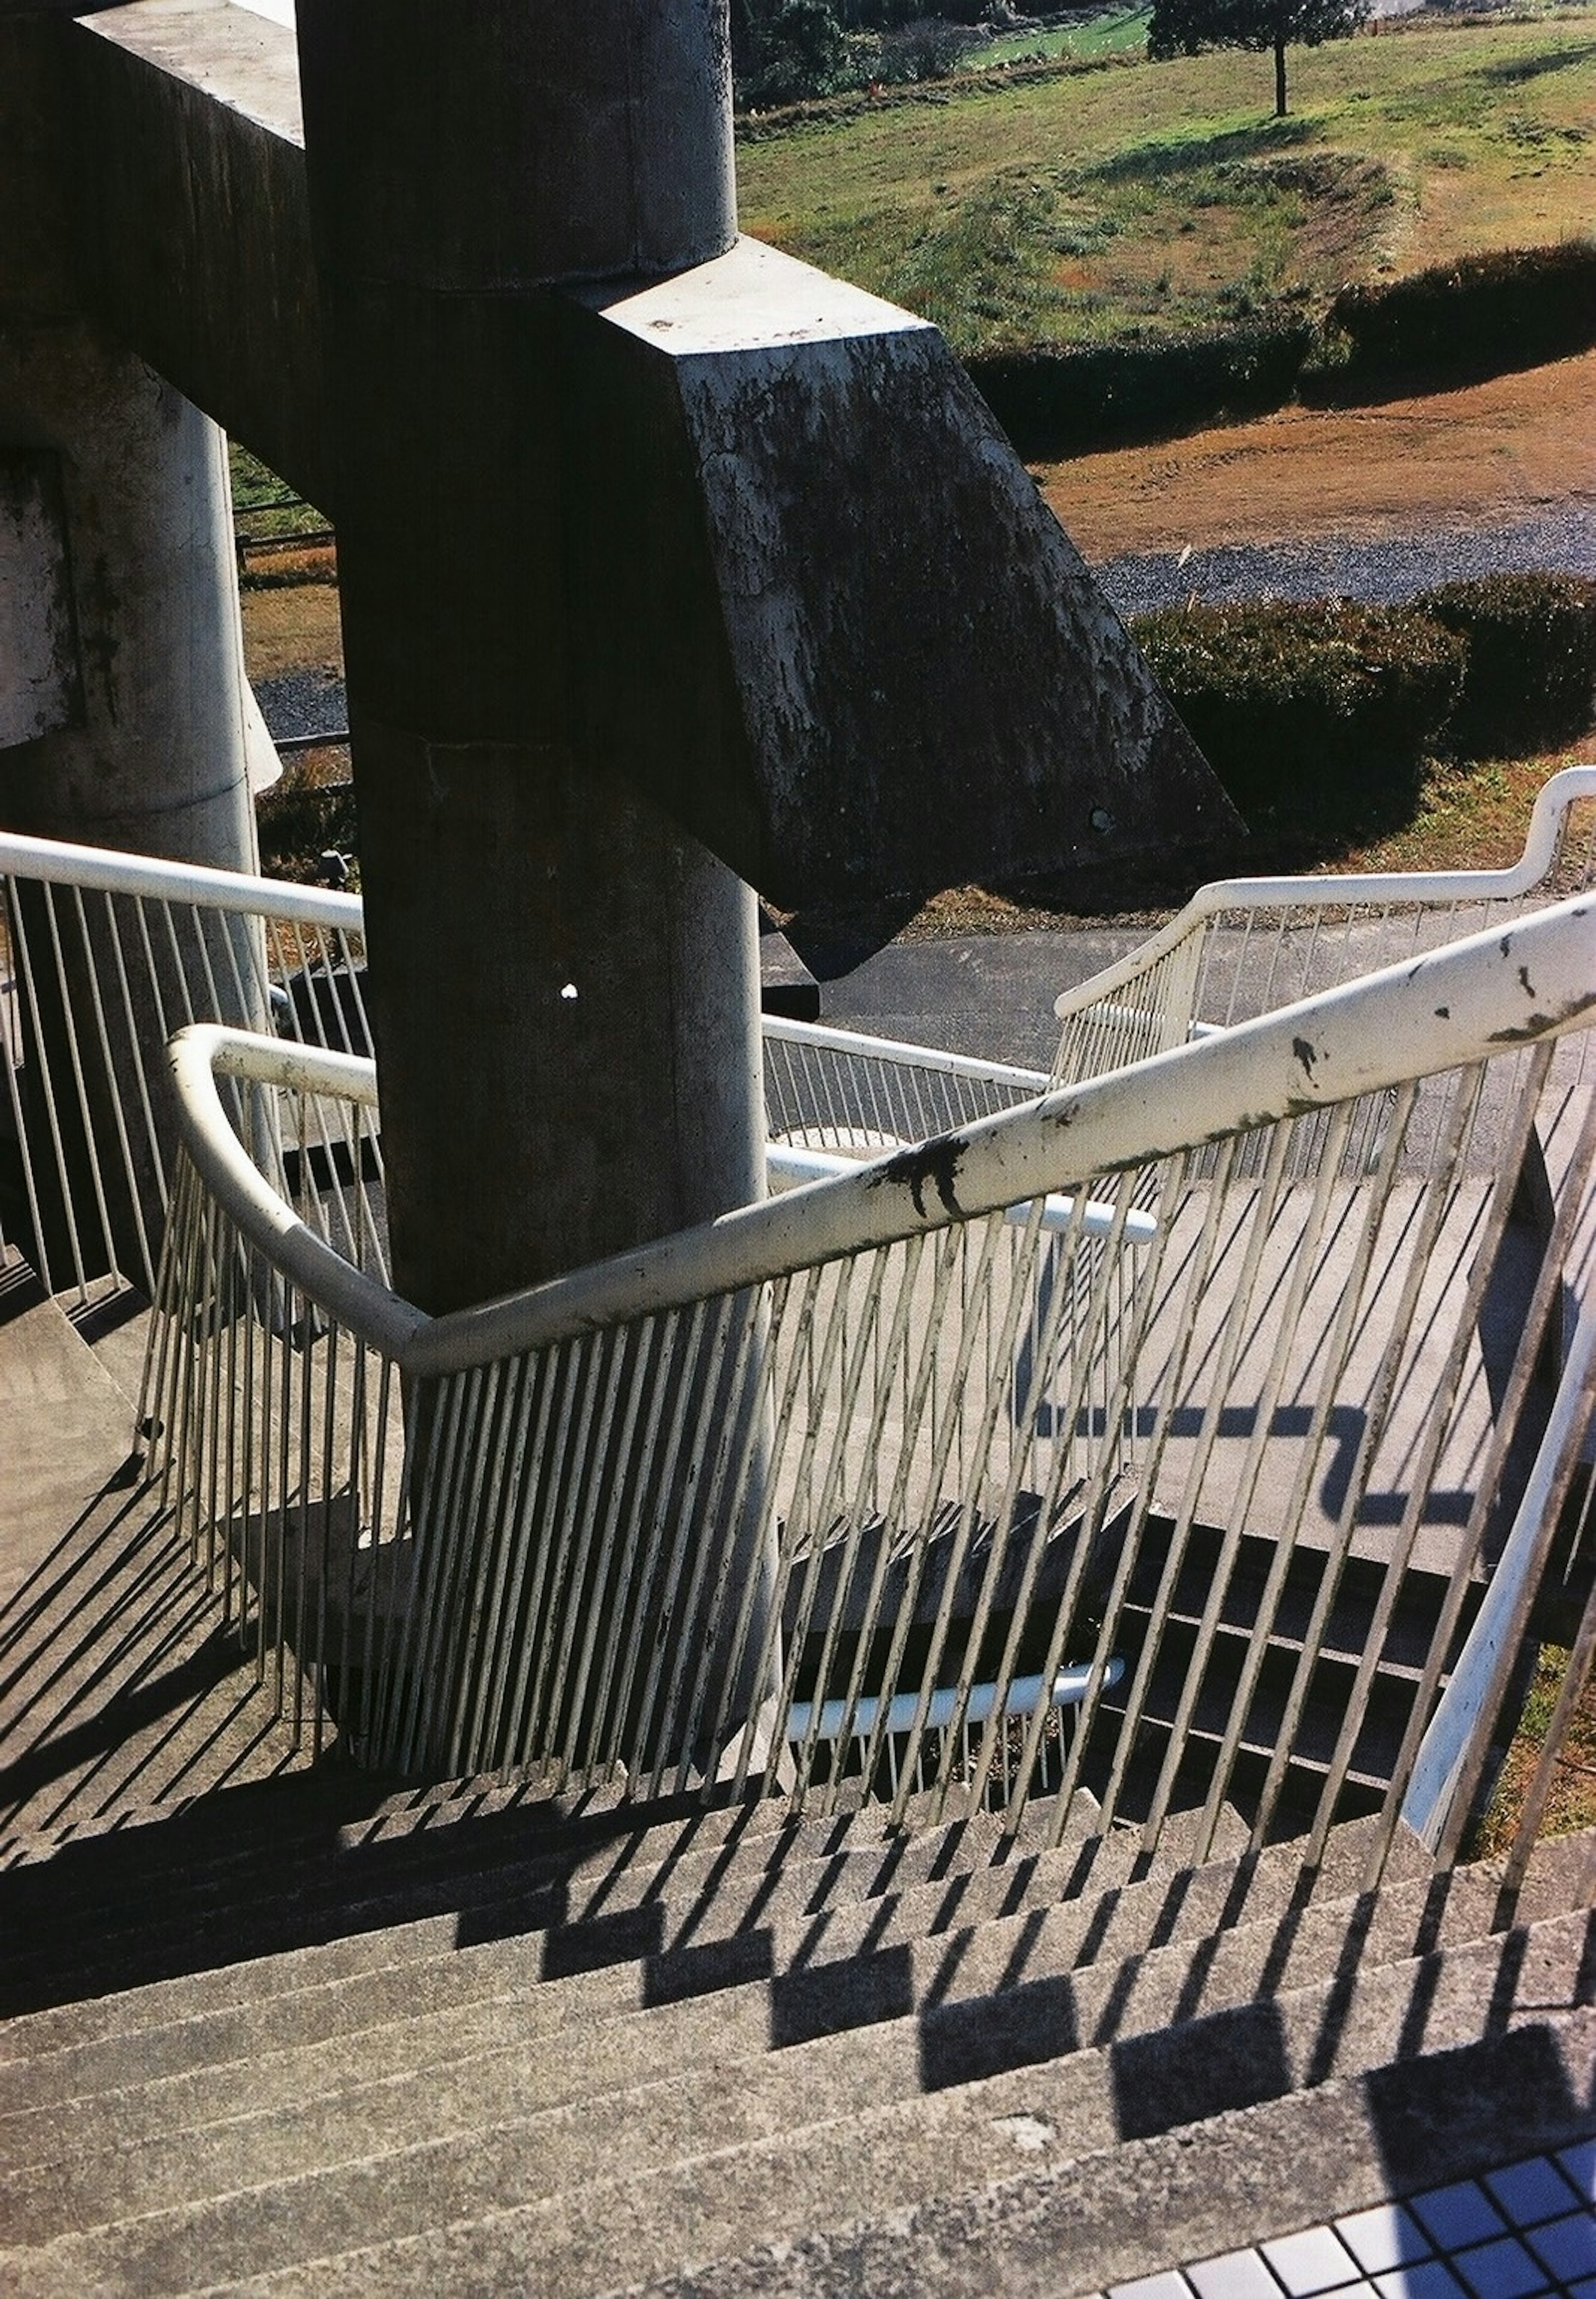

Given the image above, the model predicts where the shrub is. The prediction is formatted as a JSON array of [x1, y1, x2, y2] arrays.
[[1425, 573, 1596, 758], [1307, 240, 1596, 397], [873, 18, 982, 81], [969, 316, 1314, 454], [1132, 598, 1467, 825], [741, 0, 853, 105]]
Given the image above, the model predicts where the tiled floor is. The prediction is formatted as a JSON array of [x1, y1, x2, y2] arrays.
[[1101, 2143, 1596, 2299]]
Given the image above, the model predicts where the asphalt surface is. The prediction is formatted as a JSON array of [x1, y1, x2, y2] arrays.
[[810, 927, 1142, 1070], [255, 667, 347, 743]]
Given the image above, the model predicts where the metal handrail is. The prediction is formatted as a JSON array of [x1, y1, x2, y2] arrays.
[[764, 1015, 1049, 1094], [170, 892, 1594, 1374], [787, 1658, 1127, 1744], [0, 828, 364, 930], [1404, 1301, 1596, 1858], [1052, 762, 1596, 1034]]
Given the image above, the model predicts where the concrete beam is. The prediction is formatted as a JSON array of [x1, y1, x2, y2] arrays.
[[58, 4, 1235, 906], [72, 0, 330, 508]]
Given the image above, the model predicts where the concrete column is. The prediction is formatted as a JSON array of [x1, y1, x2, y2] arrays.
[[295, 0, 760, 1308], [296, 0, 772, 1774], [0, 320, 268, 867]]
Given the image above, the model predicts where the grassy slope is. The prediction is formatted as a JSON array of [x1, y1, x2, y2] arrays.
[[739, 9, 1596, 357]]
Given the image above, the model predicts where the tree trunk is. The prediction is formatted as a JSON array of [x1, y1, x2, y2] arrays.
[[1274, 36, 1288, 115]]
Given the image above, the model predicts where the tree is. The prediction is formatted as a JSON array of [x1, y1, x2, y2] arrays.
[[1146, 0, 1369, 118], [740, 0, 851, 105]]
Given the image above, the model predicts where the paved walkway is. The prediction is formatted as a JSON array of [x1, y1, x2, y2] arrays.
[[819, 926, 1145, 1071], [1104, 2145, 1596, 2299]]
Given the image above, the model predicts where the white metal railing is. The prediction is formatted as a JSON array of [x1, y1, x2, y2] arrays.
[[0, 833, 377, 1305], [153, 895, 1595, 1870], [7, 767, 1590, 1314], [1051, 764, 1596, 1084]]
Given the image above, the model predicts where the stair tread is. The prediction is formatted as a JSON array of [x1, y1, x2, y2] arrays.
[[2, 1823, 1585, 2249], [0, 1799, 1263, 2135], [0, 1783, 1095, 2034], [3, 1885, 1590, 2299], [0, 1263, 139, 1613], [0, 1793, 1146, 2104]]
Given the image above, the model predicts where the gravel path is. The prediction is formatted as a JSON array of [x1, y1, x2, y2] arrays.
[[1094, 504, 1596, 620], [255, 668, 347, 743]]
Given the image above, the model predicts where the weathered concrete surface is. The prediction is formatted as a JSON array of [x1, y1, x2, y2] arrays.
[[296, 0, 735, 289], [565, 239, 1238, 906], [0, 1254, 130, 1608], [0, 318, 262, 865], [73, 0, 329, 509], [0, 448, 76, 747], [59, 6, 1237, 909]]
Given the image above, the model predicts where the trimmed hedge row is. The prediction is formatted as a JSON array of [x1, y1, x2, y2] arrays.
[[1307, 241, 1596, 402], [967, 319, 1314, 457], [970, 239, 1596, 455], [1428, 574, 1596, 759], [1132, 574, 1596, 826]]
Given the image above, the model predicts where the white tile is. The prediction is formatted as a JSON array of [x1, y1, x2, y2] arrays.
[[1409, 2186, 1509, 2253], [1374, 2264, 1467, 2299], [1523, 2210, 1596, 2286], [1450, 2235, 1550, 2299], [1260, 2226, 1361, 2297], [1187, 2249, 1282, 2299], [1483, 2159, 1581, 2230], [1109, 2274, 1193, 2299], [1337, 2207, 1432, 2275], [1557, 2143, 1596, 2206]]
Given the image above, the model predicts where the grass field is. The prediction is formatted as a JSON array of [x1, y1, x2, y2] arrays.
[[739, 7, 1596, 357], [977, 6, 1151, 67]]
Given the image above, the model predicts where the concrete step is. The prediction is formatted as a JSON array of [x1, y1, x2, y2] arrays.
[[1, 1822, 1583, 2251], [0, 1254, 138, 1612], [0, 1773, 1095, 2026], [0, 1800, 1264, 2145], [0, 1259, 311, 1844], [53, 1272, 155, 1425], [2, 1860, 1589, 2297], [0, 1789, 1131, 2113], [621, 2006, 1596, 2299]]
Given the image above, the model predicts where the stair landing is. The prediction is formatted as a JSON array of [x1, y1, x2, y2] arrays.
[[0, 1252, 311, 1842]]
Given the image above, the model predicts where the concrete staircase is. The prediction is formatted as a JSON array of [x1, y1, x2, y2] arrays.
[[2, 1249, 1594, 2298], [0, 1757, 1593, 2295]]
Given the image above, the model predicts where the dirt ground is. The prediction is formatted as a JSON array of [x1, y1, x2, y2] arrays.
[[1037, 348, 1596, 559], [240, 553, 342, 685]]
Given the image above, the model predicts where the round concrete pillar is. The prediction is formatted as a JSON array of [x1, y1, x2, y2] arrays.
[[295, 0, 761, 1307], [0, 318, 264, 866], [297, 0, 773, 1775], [0, 318, 271, 1291]]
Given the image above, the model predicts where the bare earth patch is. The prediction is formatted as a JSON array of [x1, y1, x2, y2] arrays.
[[1036, 347, 1596, 559], [240, 549, 342, 685], [240, 359, 1595, 930]]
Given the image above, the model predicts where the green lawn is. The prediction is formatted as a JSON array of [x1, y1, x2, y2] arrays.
[[977, 7, 1152, 67], [739, 9, 1596, 357]]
